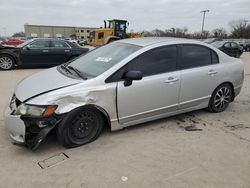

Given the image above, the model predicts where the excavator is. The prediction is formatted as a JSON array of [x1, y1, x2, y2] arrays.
[[89, 19, 144, 46]]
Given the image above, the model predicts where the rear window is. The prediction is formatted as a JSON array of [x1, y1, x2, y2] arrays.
[[179, 45, 212, 69]]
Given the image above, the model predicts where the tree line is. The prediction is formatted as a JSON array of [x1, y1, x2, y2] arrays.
[[143, 19, 250, 39]]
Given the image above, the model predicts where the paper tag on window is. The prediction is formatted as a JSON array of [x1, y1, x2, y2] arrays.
[[96, 57, 112, 62]]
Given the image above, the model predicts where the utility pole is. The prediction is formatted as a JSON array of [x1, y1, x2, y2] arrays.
[[200, 10, 209, 38]]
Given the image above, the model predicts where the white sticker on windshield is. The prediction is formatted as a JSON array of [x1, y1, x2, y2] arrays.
[[96, 57, 112, 62]]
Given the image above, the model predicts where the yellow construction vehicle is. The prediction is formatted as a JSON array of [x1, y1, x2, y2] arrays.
[[89, 19, 144, 46]]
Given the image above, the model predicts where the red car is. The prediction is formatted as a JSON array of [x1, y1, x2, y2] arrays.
[[1, 39, 25, 46]]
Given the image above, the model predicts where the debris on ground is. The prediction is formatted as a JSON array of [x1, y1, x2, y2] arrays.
[[224, 124, 250, 131], [121, 176, 128, 182], [180, 125, 203, 131]]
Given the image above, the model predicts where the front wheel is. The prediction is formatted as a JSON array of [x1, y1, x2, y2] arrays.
[[57, 107, 104, 148], [208, 83, 233, 113], [0, 55, 15, 70]]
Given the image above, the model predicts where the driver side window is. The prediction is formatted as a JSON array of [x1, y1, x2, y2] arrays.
[[106, 45, 177, 83], [29, 40, 50, 48], [224, 43, 231, 48]]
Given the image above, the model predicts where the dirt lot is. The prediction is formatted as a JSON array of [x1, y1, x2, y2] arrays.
[[0, 53, 250, 188]]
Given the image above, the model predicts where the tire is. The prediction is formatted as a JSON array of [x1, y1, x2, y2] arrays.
[[107, 38, 118, 44], [56, 106, 104, 148], [207, 83, 233, 113], [0, 54, 15, 70]]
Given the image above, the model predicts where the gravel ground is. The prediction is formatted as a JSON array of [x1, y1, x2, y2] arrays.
[[0, 53, 250, 188]]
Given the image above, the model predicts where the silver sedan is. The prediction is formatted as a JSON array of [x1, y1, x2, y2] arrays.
[[4, 37, 244, 150]]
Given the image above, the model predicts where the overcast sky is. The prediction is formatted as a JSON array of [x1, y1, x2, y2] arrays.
[[0, 0, 250, 36]]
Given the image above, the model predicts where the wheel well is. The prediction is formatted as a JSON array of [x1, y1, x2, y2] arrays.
[[78, 104, 111, 129], [0, 53, 17, 64]]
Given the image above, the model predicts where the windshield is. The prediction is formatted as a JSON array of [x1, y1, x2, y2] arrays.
[[69, 42, 141, 77], [211, 41, 225, 48]]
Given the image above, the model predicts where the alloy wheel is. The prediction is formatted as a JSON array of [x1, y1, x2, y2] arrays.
[[214, 87, 231, 110], [0, 56, 13, 70]]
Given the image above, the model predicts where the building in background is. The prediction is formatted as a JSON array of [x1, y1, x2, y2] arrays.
[[24, 24, 97, 39]]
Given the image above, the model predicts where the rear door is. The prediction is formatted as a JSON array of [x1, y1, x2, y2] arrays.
[[178, 44, 220, 109], [222, 42, 232, 56], [49, 40, 72, 65], [230, 42, 240, 56], [20, 40, 51, 66]]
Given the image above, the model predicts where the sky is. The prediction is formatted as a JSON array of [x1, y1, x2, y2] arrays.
[[0, 0, 250, 36]]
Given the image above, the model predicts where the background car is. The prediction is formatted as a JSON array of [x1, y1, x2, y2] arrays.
[[204, 37, 223, 44], [1, 39, 25, 46], [0, 37, 7, 44], [211, 41, 243, 58], [65, 38, 79, 44], [0, 38, 89, 70], [239, 40, 250, 51]]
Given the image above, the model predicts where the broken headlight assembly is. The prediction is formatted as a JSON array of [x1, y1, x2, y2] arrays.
[[13, 104, 57, 117]]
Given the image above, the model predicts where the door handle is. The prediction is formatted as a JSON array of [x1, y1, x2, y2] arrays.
[[208, 70, 218, 75], [42, 50, 49, 53], [164, 77, 179, 83]]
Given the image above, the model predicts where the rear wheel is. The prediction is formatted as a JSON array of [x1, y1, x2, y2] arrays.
[[208, 83, 233, 113], [0, 54, 15, 70], [107, 38, 118, 44], [57, 107, 104, 148]]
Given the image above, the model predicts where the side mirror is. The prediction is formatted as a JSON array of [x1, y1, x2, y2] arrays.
[[24, 45, 30, 50], [123, 70, 143, 87]]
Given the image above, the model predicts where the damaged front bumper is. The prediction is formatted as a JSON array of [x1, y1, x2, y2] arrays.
[[4, 106, 63, 150], [4, 106, 26, 143]]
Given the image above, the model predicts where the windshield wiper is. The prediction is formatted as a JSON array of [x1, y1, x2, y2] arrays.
[[67, 65, 88, 80], [60, 64, 73, 75]]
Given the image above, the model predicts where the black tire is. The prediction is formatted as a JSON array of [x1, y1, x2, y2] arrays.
[[207, 83, 233, 113], [0, 54, 15, 70], [107, 38, 118, 43], [56, 106, 104, 148]]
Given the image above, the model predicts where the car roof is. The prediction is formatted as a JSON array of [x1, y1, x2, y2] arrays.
[[118, 37, 203, 47]]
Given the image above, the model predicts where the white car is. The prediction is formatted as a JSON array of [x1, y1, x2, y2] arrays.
[[65, 38, 78, 44], [4, 37, 244, 150]]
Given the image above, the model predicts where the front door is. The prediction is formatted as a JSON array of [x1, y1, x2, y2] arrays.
[[116, 45, 180, 125], [20, 40, 51, 66]]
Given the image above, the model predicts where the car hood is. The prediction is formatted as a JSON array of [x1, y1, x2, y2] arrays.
[[15, 67, 83, 102], [0, 45, 19, 50]]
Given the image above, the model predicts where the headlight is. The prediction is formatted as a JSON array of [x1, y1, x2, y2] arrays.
[[13, 104, 57, 117]]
